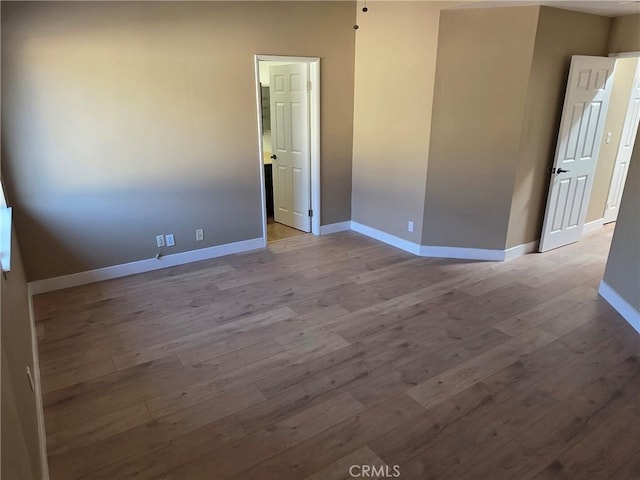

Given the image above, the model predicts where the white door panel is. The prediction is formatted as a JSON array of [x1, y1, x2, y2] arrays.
[[275, 164, 290, 217], [269, 63, 311, 232], [540, 56, 616, 252], [604, 59, 640, 224]]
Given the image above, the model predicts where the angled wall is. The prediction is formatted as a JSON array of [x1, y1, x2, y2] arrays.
[[357, 5, 616, 254], [422, 6, 539, 250], [506, 6, 610, 248], [351, 1, 446, 243]]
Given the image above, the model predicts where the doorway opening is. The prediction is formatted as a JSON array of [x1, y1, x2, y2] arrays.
[[539, 52, 640, 252], [601, 53, 640, 225], [254, 55, 320, 244]]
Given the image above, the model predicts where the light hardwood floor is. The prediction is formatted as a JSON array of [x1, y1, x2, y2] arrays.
[[33, 224, 640, 480], [267, 218, 307, 242]]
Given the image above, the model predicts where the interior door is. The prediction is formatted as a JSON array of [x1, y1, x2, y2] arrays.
[[269, 63, 311, 232], [603, 59, 640, 224], [539, 56, 616, 252]]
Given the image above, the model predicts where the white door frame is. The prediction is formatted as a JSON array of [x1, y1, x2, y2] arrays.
[[254, 54, 321, 242]]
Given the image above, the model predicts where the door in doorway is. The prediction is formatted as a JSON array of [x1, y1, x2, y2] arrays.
[[269, 63, 311, 233], [603, 60, 640, 224], [539, 56, 616, 252]]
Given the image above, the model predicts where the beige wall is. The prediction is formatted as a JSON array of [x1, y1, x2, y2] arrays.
[[1, 1, 356, 281], [602, 128, 640, 311], [506, 6, 610, 248], [587, 57, 639, 223], [608, 14, 640, 53], [351, 1, 445, 242], [422, 6, 539, 250], [1, 232, 43, 480]]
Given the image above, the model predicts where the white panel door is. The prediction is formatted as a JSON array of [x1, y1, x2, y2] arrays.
[[269, 63, 311, 232], [603, 59, 640, 224], [539, 56, 616, 252]]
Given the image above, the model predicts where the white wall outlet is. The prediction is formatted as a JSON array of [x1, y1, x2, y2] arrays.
[[606, 131, 612, 144], [408, 221, 414, 233], [195, 229, 204, 241], [165, 234, 175, 247], [156, 235, 165, 248]]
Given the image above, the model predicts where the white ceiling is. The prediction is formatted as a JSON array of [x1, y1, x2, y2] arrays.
[[449, 0, 640, 17]]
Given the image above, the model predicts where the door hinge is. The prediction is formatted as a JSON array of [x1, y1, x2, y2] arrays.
[[307, 80, 312, 91], [308, 209, 313, 217]]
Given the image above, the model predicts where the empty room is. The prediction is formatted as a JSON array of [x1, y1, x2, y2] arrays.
[[2, 1, 640, 480]]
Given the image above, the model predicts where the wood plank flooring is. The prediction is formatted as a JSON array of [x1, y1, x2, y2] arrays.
[[267, 218, 306, 242], [33, 225, 640, 480]]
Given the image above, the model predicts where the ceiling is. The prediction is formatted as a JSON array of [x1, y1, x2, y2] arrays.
[[449, 0, 640, 17]]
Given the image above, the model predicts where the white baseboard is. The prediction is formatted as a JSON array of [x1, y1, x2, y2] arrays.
[[26, 290, 49, 480], [350, 221, 421, 255], [598, 281, 640, 334], [419, 244, 505, 261], [320, 221, 351, 235], [504, 240, 539, 261], [28, 237, 265, 294], [351, 221, 536, 262], [29, 224, 542, 295], [583, 218, 605, 234]]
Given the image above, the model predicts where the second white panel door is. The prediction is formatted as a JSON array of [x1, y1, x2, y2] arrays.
[[604, 59, 640, 224]]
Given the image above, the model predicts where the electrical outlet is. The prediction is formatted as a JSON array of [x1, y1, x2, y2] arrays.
[[156, 235, 165, 248], [606, 131, 612, 144], [165, 234, 175, 247], [408, 221, 414, 233], [195, 229, 204, 241]]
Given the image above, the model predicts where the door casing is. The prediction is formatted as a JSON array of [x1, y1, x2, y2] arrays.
[[254, 55, 321, 243]]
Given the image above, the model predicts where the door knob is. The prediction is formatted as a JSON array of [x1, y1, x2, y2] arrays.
[[270, 154, 277, 160], [556, 168, 570, 174]]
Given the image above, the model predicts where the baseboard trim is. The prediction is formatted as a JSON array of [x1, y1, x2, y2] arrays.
[[583, 218, 605, 234], [26, 288, 50, 480], [28, 237, 265, 294], [30, 225, 543, 294], [350, 222, 421, 255], [320, 221, 351, 235], [504, 240, 539, 261], [598, 281, 640, 334], [419, 245, 505, 261], [351, 222, 536, 261]]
